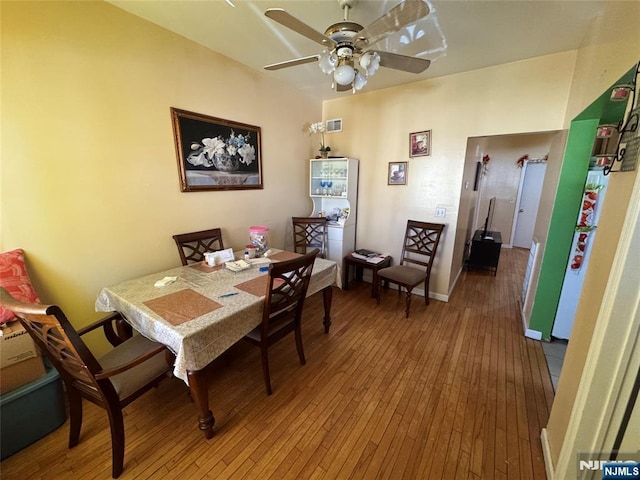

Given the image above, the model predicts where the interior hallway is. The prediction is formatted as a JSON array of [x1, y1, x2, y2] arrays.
[[1, 247, 555, 479]]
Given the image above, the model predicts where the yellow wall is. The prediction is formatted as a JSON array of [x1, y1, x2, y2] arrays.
[[564, 1, 640, 123], [1, 1, 320, 353], [322, 53, 576, 297], [541, 0, 640, 470], [474, 133, 557, 246]]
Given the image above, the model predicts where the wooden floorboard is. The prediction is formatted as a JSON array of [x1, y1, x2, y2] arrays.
[[0, 247, 552, 480]]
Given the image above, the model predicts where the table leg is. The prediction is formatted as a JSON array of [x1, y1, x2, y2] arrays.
[[322, 286, 333, 334], [115, 318, 133, 341], [342, 260, 350, 291], [187, 369, 215, 439], [371, 270, 378, 299]]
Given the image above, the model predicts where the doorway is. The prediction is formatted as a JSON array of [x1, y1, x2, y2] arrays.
[[512, 161, 547, 248]]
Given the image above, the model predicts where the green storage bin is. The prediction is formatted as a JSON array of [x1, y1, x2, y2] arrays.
[[1, 364, 66, 460]]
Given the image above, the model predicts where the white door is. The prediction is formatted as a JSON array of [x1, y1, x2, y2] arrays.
[[513, 163, 546, 248]]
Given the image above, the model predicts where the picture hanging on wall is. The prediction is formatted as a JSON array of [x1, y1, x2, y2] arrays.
[[388, 162, 407, 185], [171, 108, 263, 192], [409, 130, 431, 157]]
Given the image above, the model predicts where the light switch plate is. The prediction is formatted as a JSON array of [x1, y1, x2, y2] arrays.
[[435, 207, 446, 217]]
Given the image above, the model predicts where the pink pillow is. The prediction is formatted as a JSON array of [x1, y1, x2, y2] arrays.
[[0, 249, 40, 323]]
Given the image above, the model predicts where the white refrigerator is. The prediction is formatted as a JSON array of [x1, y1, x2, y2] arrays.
[[552, 166, 609, 340]]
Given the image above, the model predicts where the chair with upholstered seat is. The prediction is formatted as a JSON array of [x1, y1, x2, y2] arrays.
[[292, 217, 328, 258], [376, 221, 445, 318], [0, 287, 173, 478], [243, 249, 318, 395], [172, 228, 225, 265]]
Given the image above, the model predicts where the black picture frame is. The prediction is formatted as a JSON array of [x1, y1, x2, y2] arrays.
[[171, 108, 263, 192]]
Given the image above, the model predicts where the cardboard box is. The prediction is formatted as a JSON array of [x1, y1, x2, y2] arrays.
[[0, 354, 46, 394], [0, 321, 45, 394], [1, 321, 39, 367]]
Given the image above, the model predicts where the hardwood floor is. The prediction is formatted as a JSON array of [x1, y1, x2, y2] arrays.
[[1, 247, 554, 479]]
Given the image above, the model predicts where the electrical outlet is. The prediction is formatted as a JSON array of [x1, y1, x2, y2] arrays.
[[435, 207, 446, 217]]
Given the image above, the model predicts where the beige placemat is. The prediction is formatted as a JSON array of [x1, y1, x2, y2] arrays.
[[234, 276, 269, 297], [144, 289, 222, 326], [234, 276, 285, 297], [190, 262, 224, 273], [269, 251, 302, 262]]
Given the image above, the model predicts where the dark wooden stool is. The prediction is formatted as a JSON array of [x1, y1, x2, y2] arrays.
[[343, 254, 392, 298]]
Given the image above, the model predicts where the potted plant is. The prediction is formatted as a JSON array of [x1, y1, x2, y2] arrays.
[[308, 121, 331, 158]]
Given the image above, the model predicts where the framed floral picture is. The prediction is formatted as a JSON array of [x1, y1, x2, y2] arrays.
[[388, 162, 407, 185], [409, 130, 431, 158], [171, 108, 263, 192]]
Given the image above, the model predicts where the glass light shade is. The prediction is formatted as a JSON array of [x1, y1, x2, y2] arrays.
[[318, 51, 337, 75], [359, 52, 380, 77], [353, 71, 367, 91], [334, 64, 355, 86]]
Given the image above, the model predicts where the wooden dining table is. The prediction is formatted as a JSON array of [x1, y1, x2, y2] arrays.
[[95, 250, 337, 438]]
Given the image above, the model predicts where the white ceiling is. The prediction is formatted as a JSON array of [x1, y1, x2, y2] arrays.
[[108, 0, 607, 100]]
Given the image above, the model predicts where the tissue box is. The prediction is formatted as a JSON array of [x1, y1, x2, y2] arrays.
[[1, 364, 66, 460]]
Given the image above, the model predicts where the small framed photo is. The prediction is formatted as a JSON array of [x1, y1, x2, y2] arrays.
[[171, 108, 263, 192], [410, 130, 431, 157], [388, 162, 407, 185]]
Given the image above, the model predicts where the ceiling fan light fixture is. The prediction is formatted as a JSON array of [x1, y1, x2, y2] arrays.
[[318, 50, 338, 74], [353, 70, 367, 91], [359, 51, 380, 77], [263, 0, 432, 94], [334, 63, 356, 85]]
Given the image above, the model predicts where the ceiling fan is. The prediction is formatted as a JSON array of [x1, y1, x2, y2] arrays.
[[264, 0, 432, 93]]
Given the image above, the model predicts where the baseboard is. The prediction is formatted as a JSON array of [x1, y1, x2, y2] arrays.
[[525, 328, 543, 340], [449, 266, 463, 299], [519, 298, 530, 334], [429, 291, 449, 302], [360, 271, 450, 303], [541, 428, 554, 479], [413, 287, 449, 303]]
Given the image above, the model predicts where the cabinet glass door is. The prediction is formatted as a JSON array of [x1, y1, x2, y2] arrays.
[[310, 159, 348, 197]]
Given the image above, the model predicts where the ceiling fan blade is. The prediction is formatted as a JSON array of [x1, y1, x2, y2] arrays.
[[356, 0, 430, 47], [265, 9, 337, 49], [264, 55, 319, 71], [375, 50, 431, 73]]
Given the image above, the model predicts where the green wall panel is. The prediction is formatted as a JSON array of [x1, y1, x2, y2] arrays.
[[528, 120, 596, 339], [528, 65, 636, 340]]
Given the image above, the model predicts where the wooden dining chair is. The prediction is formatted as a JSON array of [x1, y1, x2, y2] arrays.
[[292, 217, 328, 258], [376, 221, 445, 318], [172, 228, 225, 265], [0, 288, 173, 479], [243, 249, 319, 395]]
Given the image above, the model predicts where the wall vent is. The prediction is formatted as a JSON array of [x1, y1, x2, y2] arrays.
[[326, 118, 342, 133]]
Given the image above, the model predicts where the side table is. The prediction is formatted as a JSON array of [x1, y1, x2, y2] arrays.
[[343, 254, 392, 298]]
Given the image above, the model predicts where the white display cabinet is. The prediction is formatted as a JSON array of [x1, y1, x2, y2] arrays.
[[309, 157, 358, 282]]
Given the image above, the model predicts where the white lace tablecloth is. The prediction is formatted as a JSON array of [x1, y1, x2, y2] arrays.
[[95, 252, 336, 383]]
